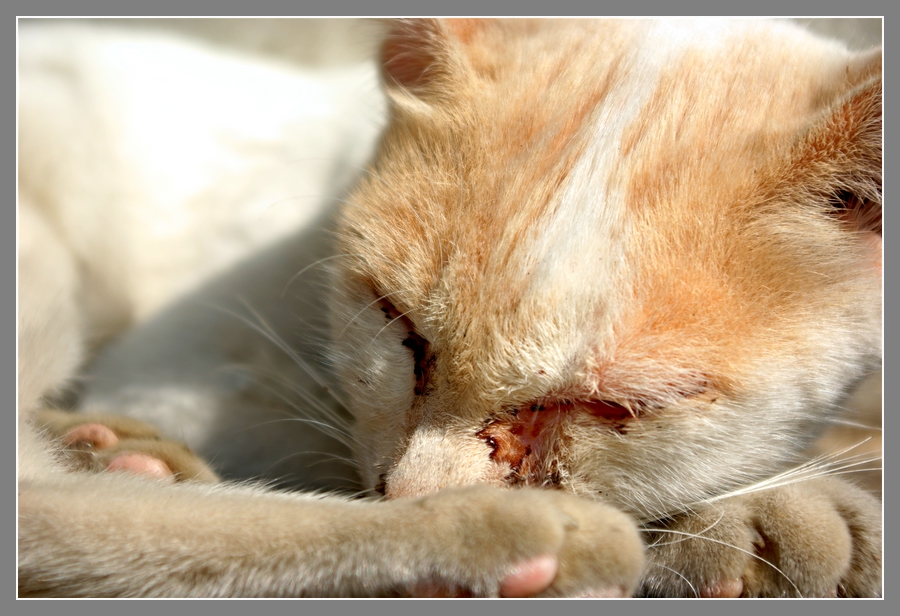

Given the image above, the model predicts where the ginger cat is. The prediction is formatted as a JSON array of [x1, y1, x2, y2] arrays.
[[18, 19, 881, 598]]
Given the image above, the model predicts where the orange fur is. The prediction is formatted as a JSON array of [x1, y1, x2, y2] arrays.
[[331, 19, 881, 527]]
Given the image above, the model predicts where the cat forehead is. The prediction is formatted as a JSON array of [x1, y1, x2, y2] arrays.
[[345, 20, 853, 274], [338, 19, 868, 395]]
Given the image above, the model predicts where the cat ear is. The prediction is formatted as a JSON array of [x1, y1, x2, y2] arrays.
[[380, 19, 447, 92], [790, 48, 882, 237], [380, 19, 482, 99], [845, 46, 882, 86]]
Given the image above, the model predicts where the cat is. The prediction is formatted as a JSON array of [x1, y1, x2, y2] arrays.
[[17, 18, 882, 598]]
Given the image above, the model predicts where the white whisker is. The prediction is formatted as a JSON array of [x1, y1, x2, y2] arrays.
[[337, 290, 410, 340], [281, 253, 365, 298], [370, 307, 419, 343], [643, 562, 699, 598], [647, 527, 802, 596], [689, 439, 881, 507], [208, 300, 347, 408]]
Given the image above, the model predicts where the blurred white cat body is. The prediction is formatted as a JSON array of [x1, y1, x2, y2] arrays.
[[19, 23, 385, 471]]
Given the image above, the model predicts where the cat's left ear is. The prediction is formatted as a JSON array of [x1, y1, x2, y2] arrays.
[[789, 47, 882, 238], [379, 18, 486, 110]]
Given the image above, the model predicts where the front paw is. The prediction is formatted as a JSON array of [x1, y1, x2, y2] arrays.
[[34, 409, 219, 483], [397, 486, 645, 598], [640, 477, 881, 597]]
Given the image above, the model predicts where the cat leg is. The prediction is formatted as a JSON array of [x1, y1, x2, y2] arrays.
[[639, 477, 881, 597], [19, 476, 644, 597], [32, 408, 220, 483]]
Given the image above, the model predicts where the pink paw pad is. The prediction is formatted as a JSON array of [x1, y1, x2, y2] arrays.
[[499, 554, 559, 598], [700, 578, 744, 598], [107, 453, 174, 481]]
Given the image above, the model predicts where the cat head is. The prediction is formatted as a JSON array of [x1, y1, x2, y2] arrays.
[[329, 19, 881, 521]]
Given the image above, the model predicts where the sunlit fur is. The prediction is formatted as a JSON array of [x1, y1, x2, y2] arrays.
[[18, 19, 881, 597], [330, 19, 881, 521]]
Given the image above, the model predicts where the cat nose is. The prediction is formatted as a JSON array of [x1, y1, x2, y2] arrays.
[[383, 426, 496, 499]]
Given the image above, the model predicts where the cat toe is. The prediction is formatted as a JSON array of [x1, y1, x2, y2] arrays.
[[498, 555, 559, 598], [533, 491, 645, 598], [62, 423, 120, 450], [107, 453, 175, 481], [99, 442, 217, 483], [95, 439, 219, 483], [35, 409, 219, 484], [699, 578, 743, 598], [401, 486, 643, 598], [640, 478, 881, 597]]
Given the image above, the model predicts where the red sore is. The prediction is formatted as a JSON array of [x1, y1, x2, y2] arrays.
[[476, 401, 567, 483], [476, 398, 638, 484]]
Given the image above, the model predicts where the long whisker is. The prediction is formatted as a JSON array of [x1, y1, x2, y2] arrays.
[[689, 439, 880, 508], [251, 414, 354, 449], [646, 527, 802, 596], [820, 416, 882, 431], [247, 366, 354, 435], [207, 300, 348, 408], [642, 508, 727, 549], [281, 253, 365, 297], [337, 290, 410, 340], [264, 448, 361, 475], [642, 562, 699, 598], [370, 307, 419, 343]]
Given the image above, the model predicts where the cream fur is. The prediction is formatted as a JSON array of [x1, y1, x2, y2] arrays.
[[18, 19, 881, 597]]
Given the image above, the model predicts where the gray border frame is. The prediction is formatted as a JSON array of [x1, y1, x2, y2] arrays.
[[7, 3, 893, 616]]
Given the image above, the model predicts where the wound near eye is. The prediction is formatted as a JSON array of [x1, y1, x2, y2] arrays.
[[477, 398, 640, 485]]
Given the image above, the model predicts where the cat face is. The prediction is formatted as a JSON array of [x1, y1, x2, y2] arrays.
[[329, 19, 881, 521]]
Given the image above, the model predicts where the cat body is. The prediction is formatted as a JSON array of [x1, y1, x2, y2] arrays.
[[17, 19, 881, 597]]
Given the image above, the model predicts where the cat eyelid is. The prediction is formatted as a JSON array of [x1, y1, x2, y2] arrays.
[[357, 282, 410, 323], [372, 297, 420, 337], [515, 398, 643, 421], [519, 381, 714, 419], [371, 295, 433, 395]]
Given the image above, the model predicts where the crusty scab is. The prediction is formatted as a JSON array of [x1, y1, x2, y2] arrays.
[[477, 399, 642, 485]]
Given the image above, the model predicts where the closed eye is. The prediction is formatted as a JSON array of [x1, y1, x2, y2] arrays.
[[378, 297, 432, 395]]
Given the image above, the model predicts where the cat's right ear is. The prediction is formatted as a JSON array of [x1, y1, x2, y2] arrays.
[[806, 47, 882, 238], [773, 47, 882, 246], [845, 46, 882, 86]]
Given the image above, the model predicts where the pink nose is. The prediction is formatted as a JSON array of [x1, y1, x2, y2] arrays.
[[381, 427, 500, 499]]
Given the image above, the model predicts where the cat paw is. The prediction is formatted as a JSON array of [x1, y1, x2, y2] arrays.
[[399, 486, 645, 598], [639, 478, 881, 597], [33, 409, 219, 483]]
